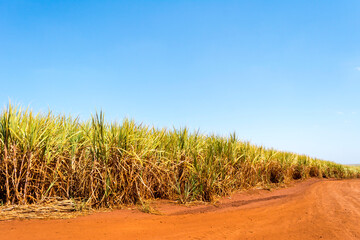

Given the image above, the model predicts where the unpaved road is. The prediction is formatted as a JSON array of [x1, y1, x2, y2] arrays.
[[1, 179, 360, 240]]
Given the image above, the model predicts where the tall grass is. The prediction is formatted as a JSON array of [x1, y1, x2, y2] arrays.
[[0, 104, 359, 207]]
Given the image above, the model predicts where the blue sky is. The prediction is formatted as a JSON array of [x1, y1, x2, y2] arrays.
[[1, 0, 359, 164]]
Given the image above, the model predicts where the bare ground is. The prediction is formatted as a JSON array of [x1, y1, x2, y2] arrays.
[[1, 179, 359, 240]]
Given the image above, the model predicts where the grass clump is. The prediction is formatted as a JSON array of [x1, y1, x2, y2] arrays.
[[0, 104, 359, 208]]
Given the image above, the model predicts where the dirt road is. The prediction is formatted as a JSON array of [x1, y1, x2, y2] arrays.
[[1, 179, 359, 240]]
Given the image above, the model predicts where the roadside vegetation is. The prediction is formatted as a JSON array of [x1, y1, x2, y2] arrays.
[[0, 104, 359, 207]]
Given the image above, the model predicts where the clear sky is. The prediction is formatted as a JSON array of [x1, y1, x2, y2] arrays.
[[1, 1, 359, 164]]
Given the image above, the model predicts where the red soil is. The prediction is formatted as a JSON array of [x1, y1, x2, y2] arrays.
[[1, 179, 360, 240]]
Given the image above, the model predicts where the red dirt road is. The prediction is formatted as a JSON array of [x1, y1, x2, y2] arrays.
[[1, 179, 360, 240]]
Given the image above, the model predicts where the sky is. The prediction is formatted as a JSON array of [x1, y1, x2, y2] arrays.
[[1, 0, 359, 164]]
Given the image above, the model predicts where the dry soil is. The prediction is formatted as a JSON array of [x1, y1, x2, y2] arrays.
[[1, 179, 359, 240]]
